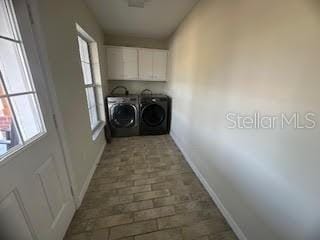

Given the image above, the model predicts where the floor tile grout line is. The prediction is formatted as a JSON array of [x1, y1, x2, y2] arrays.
[[65, 135, 237, 240]]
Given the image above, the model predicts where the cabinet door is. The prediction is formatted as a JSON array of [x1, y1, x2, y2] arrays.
[[138, 48, 153, 80], [123, 48, 138, 80], [107, 47, 138, 80], [153, 50, 168, 81], [107, 47, 124, 80]]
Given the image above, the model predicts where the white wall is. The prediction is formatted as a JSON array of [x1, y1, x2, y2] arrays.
[[108, 80, 166, 95], [36, 0, 107, 204], [166, 0, 320, 239], [105, 34, 168, 49]]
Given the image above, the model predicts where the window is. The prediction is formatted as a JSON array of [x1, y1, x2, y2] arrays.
[[77, 35, 100, 131], [0, 0, 45, 157]]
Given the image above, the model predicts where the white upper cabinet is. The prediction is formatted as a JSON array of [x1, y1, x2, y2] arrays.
[[123, 48, 139, 80], [138, 48, 154, 80], [107, 47, 123, 80], [107, 46, 168, 81], [107, 46, 138, 80], [138, 49, 168, 81], [153, 50, 168, 81]]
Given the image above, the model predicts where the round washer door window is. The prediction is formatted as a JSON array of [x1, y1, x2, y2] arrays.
[[112, 104, 136, 128], [142, 104, 165, 127]]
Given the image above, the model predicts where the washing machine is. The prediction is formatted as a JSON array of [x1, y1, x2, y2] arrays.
[[140, 94, 169, 135], [107, 95, 139, 137]]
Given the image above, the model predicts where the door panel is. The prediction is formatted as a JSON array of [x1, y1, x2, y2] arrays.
[[36, 157, 65, 220], [0, 191, 35, 240], [107, 47, 138, 80], [123, 48, 138, 80], [138, 48, 153, 80], [107, 47, 124, 80], [153, 50, 167, 81], [0, 1, 75, 240]]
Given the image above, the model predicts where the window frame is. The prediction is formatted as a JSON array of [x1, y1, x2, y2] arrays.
[[77, 33, 102, 134], [0, 0, 46, 160]]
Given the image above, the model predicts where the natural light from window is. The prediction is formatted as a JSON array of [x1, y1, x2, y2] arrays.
[[77, 34, 100, 131]]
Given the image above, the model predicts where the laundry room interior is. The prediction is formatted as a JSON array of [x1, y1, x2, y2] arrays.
[[1, 0, 320, 240]]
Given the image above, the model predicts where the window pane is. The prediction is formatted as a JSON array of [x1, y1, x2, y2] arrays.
[[0, 38, 32, 94], [85, 87, 96, 108], [0, 0, 16, 40], [85, 87, 99, 129], [10, 94, 43, 141], [89, 106, 98, 129], [77, 37, 84, 61], [77, 36, 89, 63], [0, 97, 21, 156], [0, 77, 7, 96], [81, 62, 93, 85]]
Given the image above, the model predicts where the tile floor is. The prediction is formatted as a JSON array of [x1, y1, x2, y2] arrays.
[[64, 135, 238, 240]]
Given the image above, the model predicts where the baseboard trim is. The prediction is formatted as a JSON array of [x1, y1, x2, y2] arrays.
[[170, 131, 247, 240], [76, 142, 106, 208]]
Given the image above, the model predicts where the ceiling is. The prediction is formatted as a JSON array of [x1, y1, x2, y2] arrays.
[[84, 0, 200, 39]]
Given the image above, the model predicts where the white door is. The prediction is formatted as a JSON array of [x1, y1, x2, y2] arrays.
[[0, 1, 75, 240], [153, 50, 167, 81], [122, 47, 138, 80], [107, 47, 124, 80], [138, 48, 153, 80]]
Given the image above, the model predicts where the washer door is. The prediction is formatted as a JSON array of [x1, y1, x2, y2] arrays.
[[111, 104, 136, 128], [142, 104, 165, 127]]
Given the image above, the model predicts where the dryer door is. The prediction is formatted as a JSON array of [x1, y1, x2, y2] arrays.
[[111, 104, 137, 128], [142, 104, 165, 127]]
